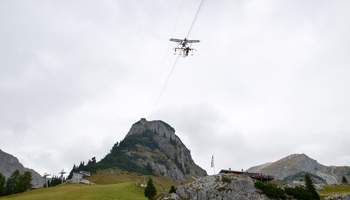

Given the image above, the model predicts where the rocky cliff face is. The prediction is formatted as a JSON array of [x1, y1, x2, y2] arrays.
[[162, 174, 270, 200], [97, 118, 207, 181], [247, 154, 350, 184], [0, 149, 44, 188]]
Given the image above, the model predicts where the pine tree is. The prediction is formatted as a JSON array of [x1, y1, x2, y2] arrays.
[[304, 174, 320, 200], [91, 157, 96, 164], [6, 170, 20, 195], [110, 142, 119, 153], [67, 164, 77, 179], [144, 178, 157, 200], [78, 161, 85, 169], [0, 172, 5, 196], [342, 176, 348, 184], [48, 176, 62, 187], [169, 185, 176, 194], [16, 172, 32, 193]]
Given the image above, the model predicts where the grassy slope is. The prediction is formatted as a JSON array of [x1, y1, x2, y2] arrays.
[[0, 182, 146, 200], [320, 185, 350, 198], [0, 169, 177, 200], [87, 169, 177, 193]]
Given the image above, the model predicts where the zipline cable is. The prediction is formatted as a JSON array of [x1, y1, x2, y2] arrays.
[[150, 55, 181, 115], [186, 0, 206, 38], [150, 0, 206, 116]]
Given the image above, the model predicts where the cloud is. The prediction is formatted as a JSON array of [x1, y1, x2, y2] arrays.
[[0, 0, 350, 175]]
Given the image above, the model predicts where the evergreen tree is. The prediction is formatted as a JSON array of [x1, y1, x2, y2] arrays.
[[342, 176, 348, 184], [110, 142, 119, 153], [48, 176, 62, 187], [91, 157, 96, 164], [144, 178, 157, 200], [67, 164, 77, 179], [78, 161, 85, 169], [169, 185, 176, 194], [0, 172, 5, 196], [16, 172, 31, 193], [6, 170, 20, 195], [304, 174, 320, 200]]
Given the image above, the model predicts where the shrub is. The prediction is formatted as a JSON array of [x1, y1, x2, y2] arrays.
[[342, 176, 348, 184], [255, 181, 286, 199], [255, 174, 320, 200], [169, 185, 176, 193], [221, 176, 232, 183], [285, 186, 312, 200]]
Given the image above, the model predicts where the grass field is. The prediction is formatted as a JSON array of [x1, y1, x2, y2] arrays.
[[320, 185, 350, 198], [87, 168, 177, 192], [0, 169, 177, 200], [0, 182, 146, 200]]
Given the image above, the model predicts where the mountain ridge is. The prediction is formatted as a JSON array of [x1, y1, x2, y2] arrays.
[[93, 118, 207, 181], [0, 149, 44, 188], [247, 153, 350, 184]]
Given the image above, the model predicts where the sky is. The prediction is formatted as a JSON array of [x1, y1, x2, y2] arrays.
[[0, 0, 350, 176]]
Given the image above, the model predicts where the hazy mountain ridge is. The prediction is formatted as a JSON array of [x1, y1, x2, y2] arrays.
[[247, 154, 350, 184], [96, 118, 207, 181], [0, 149, 44, 188]]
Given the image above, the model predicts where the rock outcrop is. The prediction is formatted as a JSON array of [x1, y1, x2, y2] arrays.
[[162, 174, 270, 200], [97, 118, 207, 181], [0, 149, 44, 188], [247, 154, 350, 184]]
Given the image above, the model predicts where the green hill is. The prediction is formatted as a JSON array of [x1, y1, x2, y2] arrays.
[[0, 169, 177, 200], [87, 168, 176, 192], [320, 185, 350, 198], [0, 182, 145, 200]]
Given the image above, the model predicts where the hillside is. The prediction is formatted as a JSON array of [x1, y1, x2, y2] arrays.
[[0, 168, 179, 200], [86, 118, 206, 181], [0, 183, 145, 200], [87, 168, 177, 192], [247, 154, 350, 184], [0, 149, 44, 188]]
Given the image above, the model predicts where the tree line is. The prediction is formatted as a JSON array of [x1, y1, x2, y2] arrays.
[[0, 170, 32, 196], [255, 174, 320, 200]]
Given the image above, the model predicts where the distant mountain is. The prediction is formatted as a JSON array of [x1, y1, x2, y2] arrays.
[[247, 154, 350, 184], [94, 118, 207, 181], [0, 149, 44, 188]]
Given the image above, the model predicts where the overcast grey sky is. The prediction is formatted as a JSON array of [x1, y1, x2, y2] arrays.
[[1, 0, 350, 176]]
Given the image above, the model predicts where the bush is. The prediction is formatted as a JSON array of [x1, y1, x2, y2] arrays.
[[255, 174, 320, 200], [285, 186, 313, 200], [221, 176, 232, 183], [169, 185, 176, 193], [255, 181, 286, 199], [342, 176, 348, 184]]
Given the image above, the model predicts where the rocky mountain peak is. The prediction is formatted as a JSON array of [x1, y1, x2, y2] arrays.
[[0, 149, 44, 188], [282, 153, 313, 161], [127, 118, 176, 138], [97, 119, 207, 181]]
